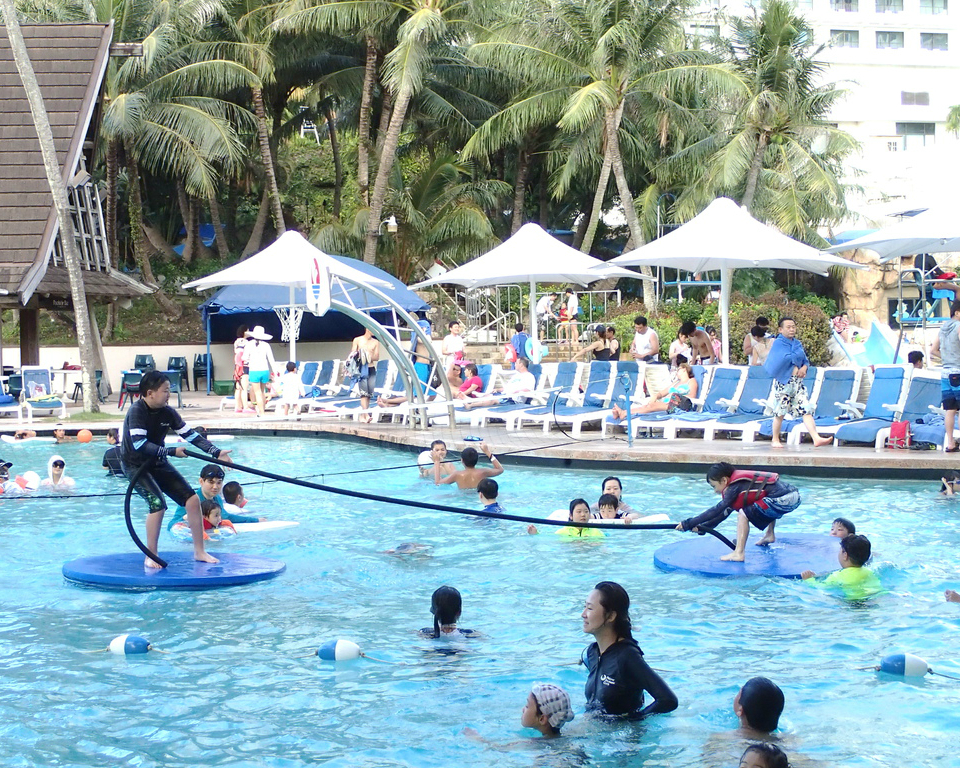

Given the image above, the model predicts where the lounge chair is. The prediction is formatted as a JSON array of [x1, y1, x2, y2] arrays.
[[502, 363, 584, 430], [21, 366, 67, 422], [605, 365, 710, 439], [465, 363, 551, 428], [307, 360, 390, 413], [660, 366, 747, 440], [702, 367, 807, 442], [788, 364, 910, 446], [755, 367, 862, 441], [513, 360, 615, 435], [828, 369, 941, 450]]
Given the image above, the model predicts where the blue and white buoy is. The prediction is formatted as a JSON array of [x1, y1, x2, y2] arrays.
[[879, 653, 931, 678], [317, 639, 362, 661], [108, 634, 152, 655]]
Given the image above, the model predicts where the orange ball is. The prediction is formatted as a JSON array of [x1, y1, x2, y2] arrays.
[[77, 429, 93, 443]]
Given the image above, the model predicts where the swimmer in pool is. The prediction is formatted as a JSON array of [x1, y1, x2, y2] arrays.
[[419, 585, 480, 638], [463, 683, 577, 748], [14, 429, 36, 440], [581, 581, 678, 719], [801, 534, 882, 599], [53, 425, 74, 443], [589, 476, 638, 518], [941, 471, 960, 496], [528, 498, 604, 538], [830, 517, 855, 537], [946, 589, 960, 602], [434, 441, 503, 490], [200, 499, 235, 536], [739, 744, 790, 768], [677, 463, 802, 562], [383, 542, 432, 557], [418, 439, 456, 479], [593, 493, 635, 524]]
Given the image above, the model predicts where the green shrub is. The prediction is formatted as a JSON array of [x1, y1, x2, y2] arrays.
[[603, 290, 832, 366]]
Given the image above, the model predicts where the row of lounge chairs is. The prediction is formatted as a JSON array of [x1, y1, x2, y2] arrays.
[[219, 357, 952, 450]]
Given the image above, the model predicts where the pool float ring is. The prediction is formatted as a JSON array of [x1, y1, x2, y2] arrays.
[[1, 435, 56, 444], [232, 520, 299, 533], [524, 338, 547, 363], [502, 343, 517, 364], [545, 510, 669, 523], [171, 521, 237, 542]]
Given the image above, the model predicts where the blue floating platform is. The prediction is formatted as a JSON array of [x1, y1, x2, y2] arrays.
[[62, 552, 286, 591], [654, 533, 839, 579]]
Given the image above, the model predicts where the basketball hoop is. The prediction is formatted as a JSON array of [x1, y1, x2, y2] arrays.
[[274, 305, 304, 343]]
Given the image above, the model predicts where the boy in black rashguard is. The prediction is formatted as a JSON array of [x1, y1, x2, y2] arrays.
[[122, 371, 232, 568]]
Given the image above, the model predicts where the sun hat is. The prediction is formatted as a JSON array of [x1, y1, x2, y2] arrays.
[[0, 459, 11, 470], [531, 683, 574, 729], [250, 325, 273, 341]]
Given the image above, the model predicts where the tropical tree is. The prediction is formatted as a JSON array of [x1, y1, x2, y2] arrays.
[[668, 0, 857, 242], [275, 0, 479, 264], [2, 0, 99, 411], [463, 0, 740, 305], [101, 0, 259, 315], [947, 104, 960, 138], [312, 153, 509, 283]]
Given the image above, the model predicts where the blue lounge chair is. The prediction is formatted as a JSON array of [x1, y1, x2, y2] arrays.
[[833, 370, 941, 449], [606, 365, 709, 439], [699, 366, 777, 440], [661, 366, 747, 440], [513, 361, 613, 433], [22, 366, 67, 422], [757, 367, 861, 440], [787, 365, 909, 446], [465, 363, 550, 428]]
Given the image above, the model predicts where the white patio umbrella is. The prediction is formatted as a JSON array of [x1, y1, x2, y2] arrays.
[[411, 223, 643, 340], [183, 230, 392, 360], [824, 202, 960, 262], [611, 198, 866, 362]]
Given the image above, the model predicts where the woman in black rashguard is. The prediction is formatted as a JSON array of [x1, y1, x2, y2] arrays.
[[581, 581, 678, 719]]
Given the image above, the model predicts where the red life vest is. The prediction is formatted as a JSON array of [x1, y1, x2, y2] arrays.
[[728, 469, 780, 509]]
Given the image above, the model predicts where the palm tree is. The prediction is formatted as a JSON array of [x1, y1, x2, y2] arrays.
[[274, 0, 477, 264], [102, 0, 259, 315], [668, 0, 856, 242], [2, 0, 100, 411], [463, 0, 739, 305], [313, 153, 509, 283]]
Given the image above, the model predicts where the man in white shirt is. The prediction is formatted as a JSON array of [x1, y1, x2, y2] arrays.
[[463, 357, 537, 409], [630, 315, 660, 362], [442, 320, 465, 372]]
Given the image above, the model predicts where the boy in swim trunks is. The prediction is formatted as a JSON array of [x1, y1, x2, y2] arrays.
[[434, 441, 503, 490], [121, 371, 232, 568], [676, 462, 801, 562], [418, 440, 456, 478], [478, 477, 504, 515]]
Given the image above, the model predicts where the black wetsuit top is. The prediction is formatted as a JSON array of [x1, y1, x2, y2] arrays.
[[102, 446, 124, 476], [121, 399, 220, 468], [583, 639, 679, 718]]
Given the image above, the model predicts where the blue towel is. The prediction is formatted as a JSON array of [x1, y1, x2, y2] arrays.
[[764, 335, 811, 384]]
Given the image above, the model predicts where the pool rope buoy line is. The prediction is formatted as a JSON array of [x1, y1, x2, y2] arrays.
[[81, 635, 166, 655], [180, 449, 737, 548], [859, 653, 960, 681]]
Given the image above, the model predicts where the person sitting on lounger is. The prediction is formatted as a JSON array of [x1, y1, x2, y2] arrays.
[[611, 363, 697, 420], [463, 357, 535, 410]]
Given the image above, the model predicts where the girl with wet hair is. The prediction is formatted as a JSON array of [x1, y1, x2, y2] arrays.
[[581, 581, 677, 718], [420, 586, 479, 639], [739, 743, 790, 768]]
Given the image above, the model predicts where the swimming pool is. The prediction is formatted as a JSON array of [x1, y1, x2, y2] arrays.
[[1, 435, 958, 767]]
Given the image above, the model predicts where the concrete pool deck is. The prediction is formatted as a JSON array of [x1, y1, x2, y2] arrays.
[[9, 388, 952, 480]]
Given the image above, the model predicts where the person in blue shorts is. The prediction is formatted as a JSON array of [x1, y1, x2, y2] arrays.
[[121, 370, 232, 568], [677, 462, 801, 562]]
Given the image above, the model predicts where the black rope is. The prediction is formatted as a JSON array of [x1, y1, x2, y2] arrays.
[[123, 461, 167, 568], [183, 449, 736, 548]]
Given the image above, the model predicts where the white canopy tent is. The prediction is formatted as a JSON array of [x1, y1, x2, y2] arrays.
[[412, 223, 642, 341], [824, 202, 960, 263], [611, 198, 866, 362], [183, 231, 392, 361]]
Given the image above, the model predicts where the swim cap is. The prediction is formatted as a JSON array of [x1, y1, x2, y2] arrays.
[[531, 684, 574, 729]]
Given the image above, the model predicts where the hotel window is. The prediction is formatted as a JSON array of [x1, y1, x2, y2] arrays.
[[920, 0, 947, 13], [689, 23, 720, 38], [876, 0, 903, 11], [896, 122, 935, 135], [795, 0, 814, 8], [876, 30, 904, 47], [920, 32, 948, 49], [832, 29, 860, 46], [831, 0, 858, 10], [901, 91, 930, 105]]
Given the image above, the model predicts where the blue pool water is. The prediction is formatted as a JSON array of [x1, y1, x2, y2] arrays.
[[1, 435, 959, 767]]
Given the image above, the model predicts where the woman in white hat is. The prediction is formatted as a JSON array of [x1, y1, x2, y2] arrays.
[[246, 325, 276, 416]]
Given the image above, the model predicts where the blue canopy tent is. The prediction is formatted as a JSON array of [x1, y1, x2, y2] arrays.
[[198, 255, 430, 345]]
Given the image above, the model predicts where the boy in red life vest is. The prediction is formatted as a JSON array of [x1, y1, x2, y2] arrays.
[[675, 462, 802, 562]]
